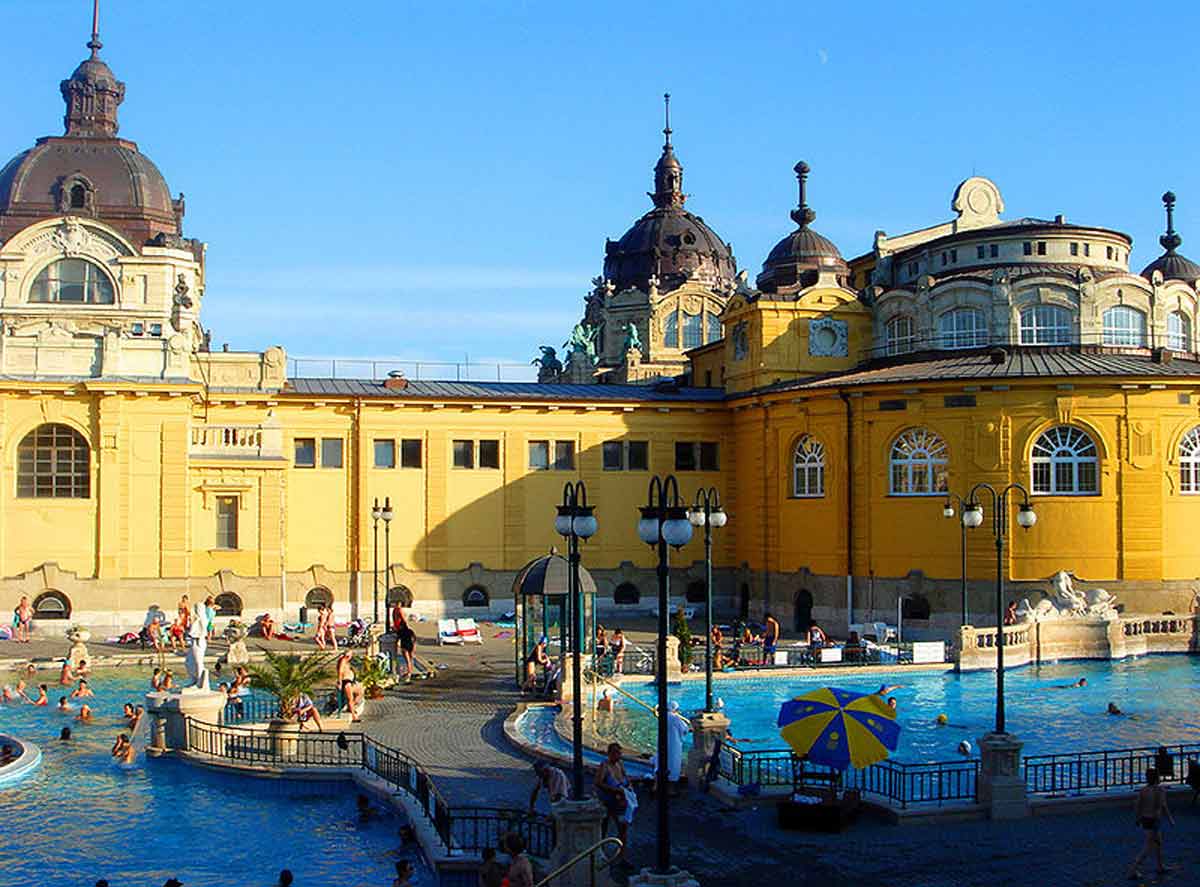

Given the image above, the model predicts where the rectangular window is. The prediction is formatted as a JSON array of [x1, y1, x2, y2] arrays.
[[949, 249, 957, 262], [990, 244, 999, 258], [1023, 242, 1032, 256], [374, 439, 396, 469], [554, 440, 575, 471], [149, 323, 163, 336], [479, 439, 500, 469], [1036, 241, 1047, 256], [215, 496, 238, 550], [400, 439, 422, 468], [1070, 242, 1079, 256], [1106, 246, 1114, 260], [675, 442, 697, 472], [976, 245, 986, 260], [879, 399, 907, 411], [453, 440, 474, 469], [602, 441, 624, 471], [294, 438, 316, 468], [675, 441, 719, 471], [321, 438, 344, 468], [908, 261, 918, 276], [528, 441, 550, 470], [628, 441, 649, 471], [944, 394, 977, 408], [700, 442, 720, 471], [941, 252, 948, 267], [1084, 243, 1090, 257]]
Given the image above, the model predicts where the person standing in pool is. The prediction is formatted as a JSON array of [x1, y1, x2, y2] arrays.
[[71, 679, 94, 699], [31, 684, 48, 706], [58, 660, 75, 685]]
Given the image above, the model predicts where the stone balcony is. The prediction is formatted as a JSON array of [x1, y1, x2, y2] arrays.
[[189, 416, 283, 460]]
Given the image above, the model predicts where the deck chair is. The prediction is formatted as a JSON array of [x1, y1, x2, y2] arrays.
[[437, 618, 463, 645], [456, 617, 483, 644]]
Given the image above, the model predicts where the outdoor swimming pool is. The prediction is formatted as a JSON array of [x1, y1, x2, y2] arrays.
[[0, 670, 429, 887], [594, 656, 1200, 762]]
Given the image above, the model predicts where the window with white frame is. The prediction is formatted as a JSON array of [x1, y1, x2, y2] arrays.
[[889, 429, 949, 496], [1180, 426, 1200, 494], [791, 435, 825, 498], [1019, 305, 1073, 345], [1030, 426, 1098, 495], [663, 312, 678, 348], [1102, 306, 1146, 347], [1168, 311, 1192, 352], [937, 308, 988, 349], [29, 258, 115, 304], [215, 496, 239, 550], [885, 315, 916, 356], [706, 312, 722, 343]]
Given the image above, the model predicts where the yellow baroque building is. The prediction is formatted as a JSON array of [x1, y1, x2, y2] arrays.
[[4, 29, 1200, 636]]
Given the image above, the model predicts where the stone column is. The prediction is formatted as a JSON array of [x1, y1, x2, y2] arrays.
[[685, 710, 729, 786], [144, 688, 228, 752], [629, 867, 701, 887], [548, 798, 613, 887], [977, 731, 1027, 819]]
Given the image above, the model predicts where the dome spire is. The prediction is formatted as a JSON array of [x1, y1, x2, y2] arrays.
[[650, 92, 684, 209], [61, 0, 125, 138], [790, 161, 816, 228], [1161, 191, 1183, 254]]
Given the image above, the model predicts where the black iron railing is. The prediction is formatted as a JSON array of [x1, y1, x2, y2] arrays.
[[1024, 743, 1200, 797], [186, 719, 555, 858]]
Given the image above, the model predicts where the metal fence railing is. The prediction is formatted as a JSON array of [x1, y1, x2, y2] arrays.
[[287, 357, 538, 383], [185, 717, 555, 858], [1024, 743, 1200, 798]]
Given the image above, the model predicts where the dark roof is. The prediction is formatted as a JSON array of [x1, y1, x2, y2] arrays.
[[285, 377, 725, 403], [744, 349, 1200, 396]]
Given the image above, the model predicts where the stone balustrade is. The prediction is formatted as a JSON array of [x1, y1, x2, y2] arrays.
[[189, 419, 283, 459]]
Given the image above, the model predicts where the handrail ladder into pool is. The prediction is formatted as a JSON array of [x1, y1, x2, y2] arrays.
[[533, 836, 623, 887], [0, 734, 42, 787]]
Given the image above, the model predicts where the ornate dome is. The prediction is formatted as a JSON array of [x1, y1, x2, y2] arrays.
[[0, 24, 182, 246], [1141, 192, 1200, 284], [756, 162, 849, 293], [602, 96, 736, 295]]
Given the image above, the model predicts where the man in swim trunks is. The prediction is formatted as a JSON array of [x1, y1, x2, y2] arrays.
[[1128, 767, 1175, 879], [763, 613, 781, 657]]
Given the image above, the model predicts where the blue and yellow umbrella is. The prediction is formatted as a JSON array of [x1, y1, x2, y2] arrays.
[[777, 687, 901, 770]]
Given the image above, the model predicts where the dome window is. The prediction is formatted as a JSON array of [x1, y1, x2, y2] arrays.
[[69, 184, 88, 209], [29, 258, 115, 305]]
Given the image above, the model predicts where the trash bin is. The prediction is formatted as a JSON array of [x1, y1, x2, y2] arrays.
[[299, 606, 308, 626]]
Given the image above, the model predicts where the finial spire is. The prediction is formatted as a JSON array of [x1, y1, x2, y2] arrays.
[[790, 161, 816, 228], [663, 92, 672, 148], [88, 0, 102, 57], [1161, 191, 1182, 253]]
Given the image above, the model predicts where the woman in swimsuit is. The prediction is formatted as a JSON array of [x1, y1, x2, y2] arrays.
[[610, 629, 626, 675], [71, 679, 94, 699], [32, 684, 48, 706], [593, 742, 632, 866], [59, 660, 75, 685], [111, 733, 136, 765]]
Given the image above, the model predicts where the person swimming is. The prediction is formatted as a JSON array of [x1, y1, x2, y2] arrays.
[[76, 703, 94, 722], [1046, 677, 1087, 690], [70, 679, 94, 699], [57, 696, 72, 713], [1107, 702, 1123, 716], [111, 733, 136, 766], [886, 696, 898, 711], [878, 684, 903, 695]]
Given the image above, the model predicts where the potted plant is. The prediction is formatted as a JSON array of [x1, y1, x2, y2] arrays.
[[248, 649, 332, 757], [353, 654, 390, 699]]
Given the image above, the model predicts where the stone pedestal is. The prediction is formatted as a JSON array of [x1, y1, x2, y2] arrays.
[[977, 731, 1027, 819], [664, 636, 682, 682], [66, 627, 91, 669], [548, 798, 612, 887], [145, 688, 227, 752], [367, 622, 386, 660], [628, 867, 700, 887], [380, 632, 399, 673], [685, 710, 729, 786]]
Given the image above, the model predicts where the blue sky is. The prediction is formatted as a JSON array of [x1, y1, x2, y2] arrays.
[[5, 1, 1198, 372]]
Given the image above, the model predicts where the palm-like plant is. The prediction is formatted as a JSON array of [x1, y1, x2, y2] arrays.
[[353, 654, 391, 698], [248, 649, 333, 720]]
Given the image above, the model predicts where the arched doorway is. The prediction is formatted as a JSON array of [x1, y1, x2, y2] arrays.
[[614, 583, 641, 605], [33, 589, 71, 620], [305, 587, 333, 609], [793, 589, 814, 633], [685, 581, 706, 604], [462, 585, 490, 608], [214, 592, 243, 616]]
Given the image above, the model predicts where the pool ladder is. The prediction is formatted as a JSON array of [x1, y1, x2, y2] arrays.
[[534, 837, 623, 887]]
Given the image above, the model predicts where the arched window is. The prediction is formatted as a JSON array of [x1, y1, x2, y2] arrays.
[[69, 184, 88, 209], [214, 592, 243, 616], [1103, 306, 1146, 347], [462, 586, 489, 608], [1031, 426, 1099, 495], [889, 429, 949, 496], [663, 312, 678, 348], [706, 312, 722, 343], [685, 581, 707, 603], [33, 590, 71, 620], [305, 587, 334, 609], [613, 583, 641, 605], [29, 258, 115, 304], [901, 594, 931, 620], [1179, 427, 1200, 494], [791, 435, 825, 498], [17, 423, 90, 498], [937, 308, 988, 349], [1019, 305, 1073, 344], [387, 585, 413, 607], [682, 313, 703, 349], [885, 315, 915, 356], [1168, 312, 1192, 352]]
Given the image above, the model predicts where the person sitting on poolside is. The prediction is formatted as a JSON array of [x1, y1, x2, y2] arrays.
[[76, 703, 94, 722], [0, 744, 17, 765], [71, 679, 94, 699], [342, 678, 365, 722], [58, 696, 72, 713], [259, 612, 276, 640], [293, 692, 323, 731], [59, 660, 75, 685], [807, 621, 826, 648], [31, 684, 48, 706]]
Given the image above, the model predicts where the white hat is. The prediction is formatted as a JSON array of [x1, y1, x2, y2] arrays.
[[668, 700, 680, 712]]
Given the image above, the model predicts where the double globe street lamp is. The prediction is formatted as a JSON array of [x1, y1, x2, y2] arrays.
[[940, 493, 971, 627], [371, 497, 394, 626], [959, 483, 1036, 735], [636, 474, 693, 878], [554, 480, 597, 802], [688, 488, 727, 714]]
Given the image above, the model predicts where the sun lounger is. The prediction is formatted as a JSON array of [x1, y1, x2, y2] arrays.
[[456, 618, 483, 644], [437, 618, 463, 645]]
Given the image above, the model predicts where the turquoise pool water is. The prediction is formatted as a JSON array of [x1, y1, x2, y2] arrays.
[[598, 656, 1200, 762], [0, 670, 429, 886]]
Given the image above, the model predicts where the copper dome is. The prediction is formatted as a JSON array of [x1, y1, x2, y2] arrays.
[[756, 161, 848, 293]]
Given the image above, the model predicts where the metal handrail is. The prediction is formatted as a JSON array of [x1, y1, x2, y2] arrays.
[[533, 837, 623, 887], [586, 671, 690, 726]]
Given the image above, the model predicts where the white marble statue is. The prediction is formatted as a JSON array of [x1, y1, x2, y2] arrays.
[[184, 600, 210, 690], [1015, 572, 1120, 622]]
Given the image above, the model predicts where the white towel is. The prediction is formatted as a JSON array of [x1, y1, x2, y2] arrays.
[[622, 787, 638, 824]]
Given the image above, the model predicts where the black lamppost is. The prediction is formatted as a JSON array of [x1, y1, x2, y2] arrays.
[[688, 487, 727, 714], [960, 483, 1036, 734], [940, 493, 970, 627], [554, 480, 597, 802], [381, 496, 394, 625], [371, 498, 383, 625], [636, 475, 693, 876]]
